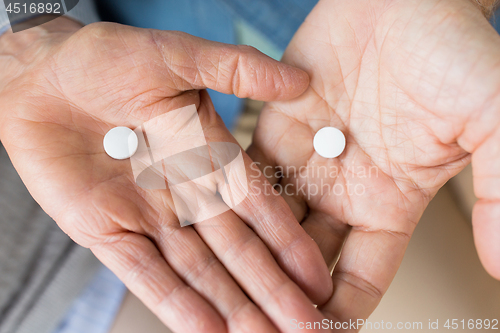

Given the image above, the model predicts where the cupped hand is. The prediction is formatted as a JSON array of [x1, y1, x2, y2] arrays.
[[249, 0, 500, 328], [0, 18, 333, 333]]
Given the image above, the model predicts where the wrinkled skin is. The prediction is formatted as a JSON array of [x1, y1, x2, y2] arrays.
[[0, 19, 334, 333], [249, 0, 500, 328]]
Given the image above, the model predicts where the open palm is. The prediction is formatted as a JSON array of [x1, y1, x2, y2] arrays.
[[0, 22, 333, 332], [249, 0, 500, 326]]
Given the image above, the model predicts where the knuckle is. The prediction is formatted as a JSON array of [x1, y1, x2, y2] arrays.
[[235, 44, 259, 55]]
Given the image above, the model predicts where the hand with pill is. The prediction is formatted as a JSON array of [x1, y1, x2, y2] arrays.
[[249, 0, 500, 324], [0, 21, 332, 333]]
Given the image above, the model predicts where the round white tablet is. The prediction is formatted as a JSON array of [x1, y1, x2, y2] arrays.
[[103, 127, 139, 160], [313, 127, 346, 158]]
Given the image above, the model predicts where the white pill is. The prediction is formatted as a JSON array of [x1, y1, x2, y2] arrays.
[[103, 127, 138, 160], [313, 127, 346, 158]]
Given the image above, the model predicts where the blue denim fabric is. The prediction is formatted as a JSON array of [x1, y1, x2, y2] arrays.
[[96, 0, 319, 129], [492, 9, 500, 34], [219, 0, 318, 50]]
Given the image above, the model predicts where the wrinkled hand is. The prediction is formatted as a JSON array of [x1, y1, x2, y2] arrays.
[[249, 0, 500, 328], [0, 18, 333, 333]]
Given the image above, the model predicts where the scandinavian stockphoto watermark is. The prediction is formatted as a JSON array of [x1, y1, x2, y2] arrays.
[[249, 162, 379, 200], [3, 0, 79, 32]]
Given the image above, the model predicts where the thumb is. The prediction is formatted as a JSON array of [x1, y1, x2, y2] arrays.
[[471, 127, 500, 280], [473, 201, 500, 279], [63, 22, 309, 114], [148, 29, 310, 101]]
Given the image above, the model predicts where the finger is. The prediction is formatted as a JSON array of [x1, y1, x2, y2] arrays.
[[248, 132, 335, 303], [472, 201, 500, 279], [319, 228, 411, 326], [257, 157, 347, 271], [250, 155, 350, 272], [91, 232, 226, 333], [200, 94, 333, 305], [193, 209, 330, 333], [74, 23, 309, 103], [142, 190, 280, 333], [149, 30, 310, 101], [275, 175, 350, 271], [470, 129, 500, 280], [232, 164, 333, 305]]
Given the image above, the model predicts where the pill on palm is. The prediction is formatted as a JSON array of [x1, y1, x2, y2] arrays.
[[103, 127, 139, 160], [313, 127, 346, 158]]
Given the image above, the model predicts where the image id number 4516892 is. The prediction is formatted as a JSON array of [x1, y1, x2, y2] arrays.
[[5, 2, 61, 14], [443, 319, 498, 330]]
